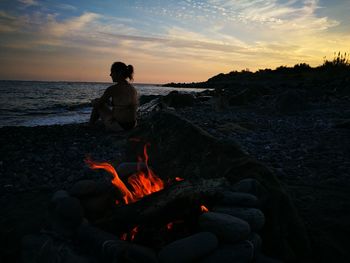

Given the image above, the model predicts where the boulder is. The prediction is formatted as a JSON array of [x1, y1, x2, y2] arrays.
[[70, 180, 116, 222], [158, 232, 218, 263], [201, 242, 254, 263], [124, 244, 158, 263], [21, 234, 90, 263], [49, 197, 84, 237], [213, 206, 265, 231], [217, 191, 259, 207], [199, 212, 251, 243], [161, 91, 195, 108]]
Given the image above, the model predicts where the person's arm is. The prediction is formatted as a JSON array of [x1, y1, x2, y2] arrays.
[[96, 86, 112, 107]]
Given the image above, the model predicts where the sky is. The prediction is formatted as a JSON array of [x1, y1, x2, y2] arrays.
[[0, 0, 349, 83]]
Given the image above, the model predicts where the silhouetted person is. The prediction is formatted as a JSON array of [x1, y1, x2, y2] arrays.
[[89, 62, 138, 131]]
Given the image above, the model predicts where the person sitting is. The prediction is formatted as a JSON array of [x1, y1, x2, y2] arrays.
[[89, 62, 138, 131]]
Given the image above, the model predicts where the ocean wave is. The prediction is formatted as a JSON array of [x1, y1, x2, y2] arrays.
[[0, 102, 92, 117], [36, 102, 92, 112]]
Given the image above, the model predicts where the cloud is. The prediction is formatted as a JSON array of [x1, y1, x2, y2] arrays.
[[56, 4, 77, 11], [18, 0, 39, 7], [43, 12, 100, 37], [1, 1, 349, 83], [0, 11, 26, 32]]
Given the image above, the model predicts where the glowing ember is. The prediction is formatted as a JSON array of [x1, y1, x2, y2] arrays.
[[120, 233, 127, 241], [200, 205, 209, 212], [166, 222, 174, 230], [165, 220, 184, 231], [85, 144, 164, 205], [120, 226, 139, 241], [175, 177, 184, 181], [130, 226, 139, 241]]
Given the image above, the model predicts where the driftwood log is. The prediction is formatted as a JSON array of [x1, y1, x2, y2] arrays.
[[94, 178, 228, 232]]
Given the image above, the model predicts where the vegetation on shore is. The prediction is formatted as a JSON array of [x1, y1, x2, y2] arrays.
[[163, 52, 350, 89]]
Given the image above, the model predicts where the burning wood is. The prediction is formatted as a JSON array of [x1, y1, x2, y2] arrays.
[[85, 144, 164, 205]]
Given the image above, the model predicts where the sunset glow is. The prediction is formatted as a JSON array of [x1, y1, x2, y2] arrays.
[[0, 0, 349, 83]]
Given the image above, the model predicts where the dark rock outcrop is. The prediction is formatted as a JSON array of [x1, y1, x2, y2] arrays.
[[161, 91, 195, 108]]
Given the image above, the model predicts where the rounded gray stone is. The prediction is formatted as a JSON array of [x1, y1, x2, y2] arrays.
[[231, 178, 268, 203], [213, 206, 265, 231], [219, 191, 259, 207], [256, 253, 284, 263], [70, 180, 98, 197], [51, 190, 70, 202], [124, 244, 158, 263], [199, 212, 251, 243], [200, 241, 254, 263], [248, 232, 262, 259], [159, 232, 218, 263], [51, 197, 84, 236]]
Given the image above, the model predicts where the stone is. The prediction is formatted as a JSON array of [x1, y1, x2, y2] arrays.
[[124, 244, 158, 263], [50, 197, 84, 236], [21, 234, 90, 263], [159, 232, 218, 263], [275, 90, 308, 114], [217, 123, 250, 134], [228, 87, 263, 106], [218, 191, 259, 207], [70, 180, 115, 221], [139, 95, 161, 105], [248, 233, 262, 258], [70, 180, 98, 197], [51, 190, 70, 202], [161, 90, 196, 108], [200, 241, 254, 263], [79, 191, 115, 221], [255, 253, 283, 263], [333, 119, 350, 129], [199, 212, 250, 243], [213, 206, 265, 231], [231, 178, 268, 204], [21, 234, 57, 263]]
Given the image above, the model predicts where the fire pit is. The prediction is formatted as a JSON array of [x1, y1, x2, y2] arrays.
[[20, 111, 310, 263]]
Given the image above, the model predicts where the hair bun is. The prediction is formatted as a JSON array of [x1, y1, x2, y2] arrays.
[[127, 65, 134, 80]]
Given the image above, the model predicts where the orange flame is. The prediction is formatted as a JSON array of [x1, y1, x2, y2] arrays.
[[85, 144, 164, 205], [200, 205, 209, 212]]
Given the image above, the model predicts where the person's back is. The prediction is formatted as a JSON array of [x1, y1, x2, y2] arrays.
[[111, 81, 138, 123], [89, 61, 138, 131]]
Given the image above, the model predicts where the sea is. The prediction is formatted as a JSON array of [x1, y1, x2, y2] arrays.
[[0, 80, 206, 127]]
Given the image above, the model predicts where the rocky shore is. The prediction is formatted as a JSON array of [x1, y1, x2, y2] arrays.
[[1, 92, 349, 262]]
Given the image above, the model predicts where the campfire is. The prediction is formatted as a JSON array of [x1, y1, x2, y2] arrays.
[[84, 143, 211, 245], [21, 141, 268, 263], [19, 111, 309, 263]]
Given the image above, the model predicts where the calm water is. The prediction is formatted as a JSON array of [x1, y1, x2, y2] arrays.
[[0, 80, 205, 127]]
